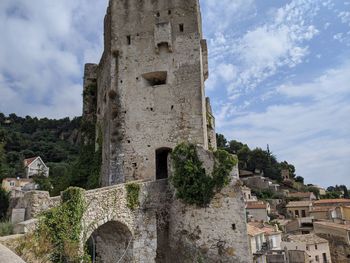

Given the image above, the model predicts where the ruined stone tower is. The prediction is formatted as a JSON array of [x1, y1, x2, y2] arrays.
[[83, 0, 216, 186]]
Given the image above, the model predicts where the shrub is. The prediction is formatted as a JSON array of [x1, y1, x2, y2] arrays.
[[126, 183, 141, 210], [0, 220, 13, 237], [171, 143, 237, 207]]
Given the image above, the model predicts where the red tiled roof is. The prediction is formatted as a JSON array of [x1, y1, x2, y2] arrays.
[[314, 199, 350, 205], [288, 192, 313, 198], [23, 157, 38, 167], [246, 201, 267, 209]]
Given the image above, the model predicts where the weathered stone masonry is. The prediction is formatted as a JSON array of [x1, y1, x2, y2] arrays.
[[84, 0, 216, 186], [13, 0, 252, 262]]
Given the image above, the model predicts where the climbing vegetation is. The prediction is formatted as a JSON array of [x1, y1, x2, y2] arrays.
[[171, 143, 237, 207], [15, 187, 90, 263], [126, 183, 141, 210]]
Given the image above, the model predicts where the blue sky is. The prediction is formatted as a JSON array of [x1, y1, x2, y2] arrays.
[[0, 0, 349, 188]]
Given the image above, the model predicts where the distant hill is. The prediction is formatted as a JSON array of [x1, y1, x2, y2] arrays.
[[0, 113, 81, 191]]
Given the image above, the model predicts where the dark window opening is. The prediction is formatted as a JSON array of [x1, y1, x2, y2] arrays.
[[323, 253, 327, 262], [156, 148, 172, 180], [302, 210, 306, 217], [127, 35, 131, 45], [171, 105, 174, 110], [232, 224, 236, 230], [157, 42, 170, 52], [168, 10, 171, 15], [142, 71, 167, 86], [179, 24, 184, 32], [156, 12, 160, 17], [127, 140, 131, 143]]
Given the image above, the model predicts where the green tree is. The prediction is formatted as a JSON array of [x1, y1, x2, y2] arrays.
[[0, 188, 9, 220], [295, 176, 305, 184], [216, 133, 228, 149]]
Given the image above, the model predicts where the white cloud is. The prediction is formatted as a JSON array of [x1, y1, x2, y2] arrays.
[[218, 62, 350, 187], [0, 0, 108, 118]]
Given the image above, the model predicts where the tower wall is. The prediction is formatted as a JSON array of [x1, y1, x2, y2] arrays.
[[96, 0, 210, 185]]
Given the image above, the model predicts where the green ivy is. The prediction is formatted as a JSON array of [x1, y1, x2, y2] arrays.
[[171, 143, 237, 207], [37, 187, 87, 262], [126, 183, 140, 210]]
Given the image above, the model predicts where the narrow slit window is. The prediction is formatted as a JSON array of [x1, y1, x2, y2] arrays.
[[179, 24, 184, 32], [127, 35, 131, 45]]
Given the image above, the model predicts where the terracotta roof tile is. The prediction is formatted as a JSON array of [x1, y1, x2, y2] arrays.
[[314, 199, 350, 205], [286, 201, 312, 208], [246, 201, 267, 209], [23, 157, 38, 167]]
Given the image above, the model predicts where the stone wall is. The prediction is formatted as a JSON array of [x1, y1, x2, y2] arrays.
[[168, 180, 252, 263], [87, 0, 211, 186]]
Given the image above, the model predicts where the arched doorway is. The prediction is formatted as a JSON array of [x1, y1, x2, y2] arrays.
[[156, 147, 172, 180], [86, 221, 133, 263]]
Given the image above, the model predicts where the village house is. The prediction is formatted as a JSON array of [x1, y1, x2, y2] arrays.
[[241, 176, 280, 193], [314, 221, 350, 262], [247, 224, 267, 263], [288, 192, 317, 201], [313, 198, 350, 208], [23, 156, 49, 178], [285, 217, 314, 235], [281, 169, 290, 181], [309, 206, 335, 221], [314, 221, 350, 245], [246, 201, 271, 222], [282, 234, 332, 263], [286, 201, 313, 218], [242, 185, 258, 202], [1, 178, 33, 192]]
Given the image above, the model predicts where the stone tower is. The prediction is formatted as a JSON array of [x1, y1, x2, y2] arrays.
[[84, 0, 217, 186]]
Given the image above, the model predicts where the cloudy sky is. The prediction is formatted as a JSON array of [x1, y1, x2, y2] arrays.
[[0, 0, 349, 188]]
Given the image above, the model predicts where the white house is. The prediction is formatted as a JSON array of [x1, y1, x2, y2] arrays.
[[24, 157, 49, 178]]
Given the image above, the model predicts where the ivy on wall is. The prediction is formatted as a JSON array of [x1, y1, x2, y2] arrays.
[[126, 183, 140, 210], [16, 187, 89, 263], [171, 143, 237, 207]]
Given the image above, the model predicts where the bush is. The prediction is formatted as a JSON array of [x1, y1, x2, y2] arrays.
[[0, 221, 13, 236], [0, 188, 9, 220], [171, 143, 237, 207], [16, 187, 88, 262], [126, 183, 140, 210]]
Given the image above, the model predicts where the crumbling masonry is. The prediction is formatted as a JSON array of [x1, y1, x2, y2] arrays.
[[15, 0, 252, 262]]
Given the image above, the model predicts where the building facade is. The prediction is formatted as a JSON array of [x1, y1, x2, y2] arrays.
[[84, 0, 216, 186]]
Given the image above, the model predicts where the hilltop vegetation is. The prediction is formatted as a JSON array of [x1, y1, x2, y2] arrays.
[[0, 113, 101, 197], [216, 134, 297, 183]]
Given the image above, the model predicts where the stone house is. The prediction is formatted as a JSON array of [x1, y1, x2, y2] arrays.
[[247, 201, 271, 222], [281, 169, 290, 181], [249, 222, 282, 251], [314, 221, 350, 246], [247, 224, 267, 263], [313, 199, 350, 208], [241, 176, 280, 192], [242, 186, 258, 202], [309, 206, 335, 221], [23, 157, 49, 178], [286, 201, 313, 218], [282, 234, 332, 263], [288, 192, 317, 201], [285, 217, 314, 235], [314, 221, 350, 262], [2, 178, 32, 192]]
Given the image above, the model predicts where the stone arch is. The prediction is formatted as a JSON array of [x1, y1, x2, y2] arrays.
[[155, 147, 172, 180], [86, 220, 133, 263]]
